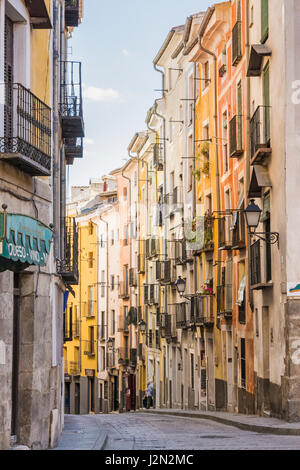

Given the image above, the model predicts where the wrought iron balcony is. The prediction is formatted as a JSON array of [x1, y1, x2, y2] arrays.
[[57, 217, 79, 284], [157, 259, 176, 285], [119, 281, 129, 299], [60, 61, 84, 139], [232, 21, 242, 66], [106, 351, 115, 368], [229, 114, 243, 157], [191, 295, 214, 327], [118, 314, 129, 332], [175, 302, 188, 329], [163, 314, 177, 340], [130, 348, 137, 366], [218, 215, 233, 251], [231, 210, 246, 250], [175, 240, 187, 265], [250, 105, 271, 164], [65, 0, 80, 27], [217, 285, 233, 317], [250, 240, 272, 290], [65, 137, 83, 165], [137, 253, 145, 273], [118, 348, 130, 365], [72, 320, 80, 338], [69, 361, 80, 375], [83, 340, 95, 356], [129, 267, 138, 287], [0, 83, 51, 176], [153, 143, 163, 170]]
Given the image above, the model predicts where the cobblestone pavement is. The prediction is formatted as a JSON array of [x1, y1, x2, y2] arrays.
[[55, 412, 300, 450]]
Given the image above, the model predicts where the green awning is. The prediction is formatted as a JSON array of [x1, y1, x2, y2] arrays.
[[0, 212, 53, 272]]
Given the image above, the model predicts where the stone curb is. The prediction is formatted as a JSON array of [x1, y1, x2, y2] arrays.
[[141, 410, 300, 436]]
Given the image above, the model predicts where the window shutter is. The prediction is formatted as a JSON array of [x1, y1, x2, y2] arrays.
[[261, 0, 269, 43]]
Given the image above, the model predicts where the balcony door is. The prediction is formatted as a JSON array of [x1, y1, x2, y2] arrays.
[[4, 16, 14, 143]]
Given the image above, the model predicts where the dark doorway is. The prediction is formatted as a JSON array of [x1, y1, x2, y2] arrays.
[[65, 382, 71, 414], [75, 382, 80, 414], [88, 377, 95, 413], [99, 383, 103, 412], [114, 376, 119, 411], [11, 274, 20, 438]]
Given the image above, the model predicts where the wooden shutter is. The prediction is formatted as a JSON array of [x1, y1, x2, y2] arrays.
[[263, 63, 270, 144], [4, 16, 14, 141], [261, 0, 269, 43]]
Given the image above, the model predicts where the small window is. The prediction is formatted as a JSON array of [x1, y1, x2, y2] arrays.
[[89, 222, 94, 235], [111, 275, 115, 291], [123, 187, 127, 200], [203, 61, 210, 89], [111, 230, 114, 246], [88, 252, 93, 269]]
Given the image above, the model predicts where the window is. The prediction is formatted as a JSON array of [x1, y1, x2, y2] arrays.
[[203, 61, 210, 89], [191, 353, 194, 390], [101, 271, 105, 297], [111, 310, 115, 335], [111, 230, 114, 246], [240, 338, 246, 388], [124, 225, 128, 246], [237, 81, 243, 151], [123, 187, 127, 200], [88, 286, 94, 316], [89, 222, 94, 235], [261, 0, 269, 43], [223, 111, 228, 173], [263, 62, 270, 144], [111, 275, 115, 291], [88, 252, 93, 269], [89, 326, 94, 354], [100, 234, 104, 248]]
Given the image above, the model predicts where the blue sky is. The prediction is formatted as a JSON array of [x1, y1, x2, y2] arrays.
[[68, 0, 211, 189]]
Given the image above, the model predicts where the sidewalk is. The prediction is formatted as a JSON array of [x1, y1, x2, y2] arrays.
[[141, 408, 300, 436], [53, 415, 107, 450]]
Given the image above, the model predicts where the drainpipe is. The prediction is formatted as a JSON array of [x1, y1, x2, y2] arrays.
[[198, 7, 222, 297], [99, 212, 109, 391], [245, 0, 253, 310], [153, 61, 168, 406]]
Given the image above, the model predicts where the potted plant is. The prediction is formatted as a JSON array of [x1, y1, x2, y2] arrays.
[[192, 168, 201, 180], [200, 141, 210, 158]]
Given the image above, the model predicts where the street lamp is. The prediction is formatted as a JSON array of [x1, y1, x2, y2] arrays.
[[175, 276, 186, 297], [244, 199, 262, 233], [244, 199, 279, 246]]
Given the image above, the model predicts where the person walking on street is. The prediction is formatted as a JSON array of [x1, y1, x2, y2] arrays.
[[146, 381, 153, 409]]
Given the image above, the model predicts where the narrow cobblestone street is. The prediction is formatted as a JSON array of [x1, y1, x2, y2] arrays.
[[54, 413, 300, 450]]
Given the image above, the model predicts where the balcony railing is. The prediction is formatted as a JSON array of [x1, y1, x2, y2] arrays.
[[250, 105, 271, 164], [57, 217, 79, 284], [0, 83, 51, 176], [60, 61, 84, 139], [83, 340, 95, 356], [69, 361, 80, 375], [175, 303, 188, 328], [149, 284, 159, 305], [129, 268, 138, 287], [119, 313, 129, 332], [229, 114, 243, 157], [153, 143, 163, 170], [191, 296, 214, 326], [130, 348, 137, 366], [217, 285, 233, 316], [250, 240, 261, 287], [218, 215, 233, 251], [119, 281, 129, 299], [169, 187, 183, 216], [232, 21, 242, 66], [175, 240, 187, 264], [164, 314, 177, 339], [118, 348, 130, 365], [231, 210, 246, 250], [106, 351, 115, 368], [65, 137, 83, 165], [65, 0, 80, 27], [72, 320, 80, 338], [137, 253, 145, 273]]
